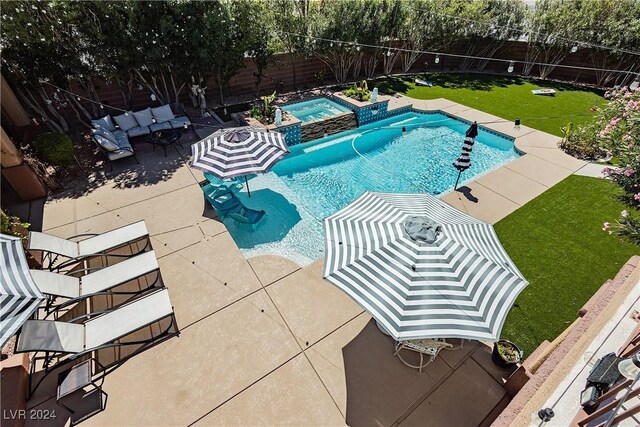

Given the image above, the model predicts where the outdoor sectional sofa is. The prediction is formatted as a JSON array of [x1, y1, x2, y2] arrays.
[[90, 104, 191, 166]]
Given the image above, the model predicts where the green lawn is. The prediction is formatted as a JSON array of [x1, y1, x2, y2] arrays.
[[374, 74, 605, 136], [494, 176, 639, 356]]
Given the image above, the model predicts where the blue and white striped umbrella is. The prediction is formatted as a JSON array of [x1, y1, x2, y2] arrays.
[[1, 234, 44, 347], [323, 192, 527, 342]]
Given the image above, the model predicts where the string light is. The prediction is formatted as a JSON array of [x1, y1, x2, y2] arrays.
[[386, 49, 392, 57], [434, 55, 440, 64], [507, 61, 514, 73], [571, 45, 578, 53], [412, 8, 640, 57], [275, 30, 640, 76], [37, 68, 622, 135]]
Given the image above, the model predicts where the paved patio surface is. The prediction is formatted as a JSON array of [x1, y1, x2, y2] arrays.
[[23, 97, 581, 426]]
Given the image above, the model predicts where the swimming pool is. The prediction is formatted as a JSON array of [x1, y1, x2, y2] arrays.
[[221, 112, 521, 265], [281, 97, 352, 123]]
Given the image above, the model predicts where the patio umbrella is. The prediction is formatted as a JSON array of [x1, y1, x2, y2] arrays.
[[190, 126, 289, 197], [0, 234, 45, 347], [323, 192, 527, 342], [452, 121, 478, 190]]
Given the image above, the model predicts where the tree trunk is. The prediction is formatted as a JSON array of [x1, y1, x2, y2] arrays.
[[35, 88, 68, 132]]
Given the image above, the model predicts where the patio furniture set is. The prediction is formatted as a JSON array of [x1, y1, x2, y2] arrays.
[[0, 222, 179, 422], [90, 104, 192, 167]]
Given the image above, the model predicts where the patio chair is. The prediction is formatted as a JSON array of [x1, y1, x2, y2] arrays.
[[202, 183, 242, 213], [203, 172, 244, 190], [28, 221, 150, 271], [31, 250, 161, 316], [394, 339, 453, 372], [226, 205, 266, 226], [15, 288, 178, 395]]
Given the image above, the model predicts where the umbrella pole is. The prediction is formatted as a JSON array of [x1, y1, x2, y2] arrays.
[[244, 175, 251, 197], [454, 169, 462, 191]]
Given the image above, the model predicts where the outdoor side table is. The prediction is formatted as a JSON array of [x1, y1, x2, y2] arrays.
[[148, 129, 183, 156], [57, 360, 108, 424]]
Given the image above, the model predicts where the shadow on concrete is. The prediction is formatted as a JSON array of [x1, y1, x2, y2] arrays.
[[47, 130, 199, 202], [456, 186, 478, 203], [342, 319, 451, 427], [342, 320, 515, 427]]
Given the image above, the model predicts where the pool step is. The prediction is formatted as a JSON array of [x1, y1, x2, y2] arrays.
[[301, 112, 358, 143]]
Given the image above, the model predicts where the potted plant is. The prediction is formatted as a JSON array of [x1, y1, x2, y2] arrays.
[[492, 339, 523, 368]]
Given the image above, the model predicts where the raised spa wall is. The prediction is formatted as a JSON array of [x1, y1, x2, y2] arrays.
[[241, 91, 411, 146]]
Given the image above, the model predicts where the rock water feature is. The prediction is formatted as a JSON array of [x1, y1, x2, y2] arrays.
[[300, 112, 358, 142]]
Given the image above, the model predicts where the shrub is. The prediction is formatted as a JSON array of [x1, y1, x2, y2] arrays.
[[343, 80, 371, 102], [1, 210, 29, 239], [558, 122, 606, 160], [249, 91, 278, 125], [33, 132, 74, 167]]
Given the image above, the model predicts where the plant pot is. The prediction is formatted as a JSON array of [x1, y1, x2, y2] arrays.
[[492, 339, 523, 368]]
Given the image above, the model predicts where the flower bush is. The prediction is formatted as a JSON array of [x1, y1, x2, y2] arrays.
[[603, 210, 640, 244], [595, 86, 640, 245]]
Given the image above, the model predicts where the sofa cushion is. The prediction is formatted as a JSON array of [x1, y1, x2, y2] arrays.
[[170, 116, 191, 129], [132, 108, 154, 128], [151, 105, 175, 123], [149, 121, 173, 132], [113, 112, 139, 131], [127, 126, 151, 138], [91, 129, 118, 145], [113, 132, 131, 149], [93, 134, 120, 152], [91, 115, 117, 132]]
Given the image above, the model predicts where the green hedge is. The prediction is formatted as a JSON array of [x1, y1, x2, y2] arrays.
[[33, 132, 74, 166]]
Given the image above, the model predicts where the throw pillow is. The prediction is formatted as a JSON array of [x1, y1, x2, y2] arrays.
[[113, 112, 139, 131], [93, 134, 120, 152], [133, 107, 154, 127], [90, 115, 117, 132], [151, 105, 175, 123]]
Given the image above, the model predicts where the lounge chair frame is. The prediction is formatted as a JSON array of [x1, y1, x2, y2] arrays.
[[38, 255, 162, 318], [30, 222, 150, 271], [16, 290, 179, 397]]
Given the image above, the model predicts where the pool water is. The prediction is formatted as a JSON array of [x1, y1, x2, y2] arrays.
[[221, 112, 520, 265], [282, 97, 352, 123]]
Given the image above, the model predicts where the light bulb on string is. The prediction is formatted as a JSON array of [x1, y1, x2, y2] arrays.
[[507, 61, 515, 73], [434, 55, 440, 64], [386, 49, 392, 57], [571, 45, 578, 53]]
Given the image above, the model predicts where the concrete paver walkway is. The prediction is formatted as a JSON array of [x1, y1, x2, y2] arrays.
[[24, 97, 583, 426]]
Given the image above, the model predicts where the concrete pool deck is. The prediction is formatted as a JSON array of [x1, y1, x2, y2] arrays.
[[23, 97, 585, 426]]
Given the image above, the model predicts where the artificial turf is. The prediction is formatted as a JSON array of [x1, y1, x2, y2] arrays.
[[374, 73, 605, 136], [493, 175, 639, 356]]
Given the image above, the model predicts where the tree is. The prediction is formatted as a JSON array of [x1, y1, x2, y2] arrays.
[[525, 0, 583, 79], [273, 0, 310, 90], [573, 0, 640, 86], [397, 0, 458, 73]]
